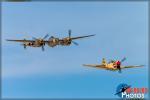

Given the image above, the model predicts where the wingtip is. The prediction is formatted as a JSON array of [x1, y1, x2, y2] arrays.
[[6, 39, 15, 41], [87, 34, 95, 37], [91, 34, 96, 36], [135, 65, 144, 67], [6, 39, 10, 41], [83, 64, 89, 67], [139, 65, 145, 67], [83, 64, 86, 66]]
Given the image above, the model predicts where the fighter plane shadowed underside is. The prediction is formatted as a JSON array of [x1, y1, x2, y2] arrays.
[[83, 57, 144, 73]]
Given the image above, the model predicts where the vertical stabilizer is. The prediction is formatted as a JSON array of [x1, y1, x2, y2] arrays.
[[102, 58, 107, 65]]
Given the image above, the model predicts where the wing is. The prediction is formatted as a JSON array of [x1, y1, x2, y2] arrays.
[[71, 34, 95, 40], [83, 64, 106, 69], [6, 39, 34, 42], [121, 65, 144, 69]]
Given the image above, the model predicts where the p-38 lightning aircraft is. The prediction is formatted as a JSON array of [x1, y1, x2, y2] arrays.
[[83, 57, 144, 73], [6, 30, 95, 51]]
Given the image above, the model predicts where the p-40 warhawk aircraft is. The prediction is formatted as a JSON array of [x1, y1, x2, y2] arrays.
[[6, 30, 95, 51], [83, 57, 144, 73]]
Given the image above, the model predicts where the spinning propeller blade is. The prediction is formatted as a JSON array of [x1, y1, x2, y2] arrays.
[[43, 34, 49, 39], [117, 57, 126, 73], [32, 34, 49, 40], [42, 45, 44, 51], [121, 57, 126, 63], [68, 29, 71, 38], [72, 41, 79, 46], [118, 69, 122, 73], [21, 44, 26, 49]]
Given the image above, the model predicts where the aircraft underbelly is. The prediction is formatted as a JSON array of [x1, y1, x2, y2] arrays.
[[31, 44, 41, 47]]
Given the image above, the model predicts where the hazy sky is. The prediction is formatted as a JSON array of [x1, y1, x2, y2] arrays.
[[2, 1, 148, 99]]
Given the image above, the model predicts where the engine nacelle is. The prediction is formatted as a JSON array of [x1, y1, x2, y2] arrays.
[[59, 37, 72, 46], [48, 38, 59, 47]]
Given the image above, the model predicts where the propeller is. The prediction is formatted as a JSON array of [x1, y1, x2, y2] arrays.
[[40, 34, 49, 51], [72, 41, 79, 46], [32, 34, 49, 51], [32, 34, 49, 40], [68, 29, 71, 38], [43, 34, 49, 39], [121, 57, 126, 63], [22, 39, 27, 49], [68, 29, 79, 46], [24, 44, 26, 49], [117, 57, 126, 73], [21, 44, 26, 49], [118, 69, 122, 73], [118, 65, 122, 73], [42, 45, 44, 51]]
